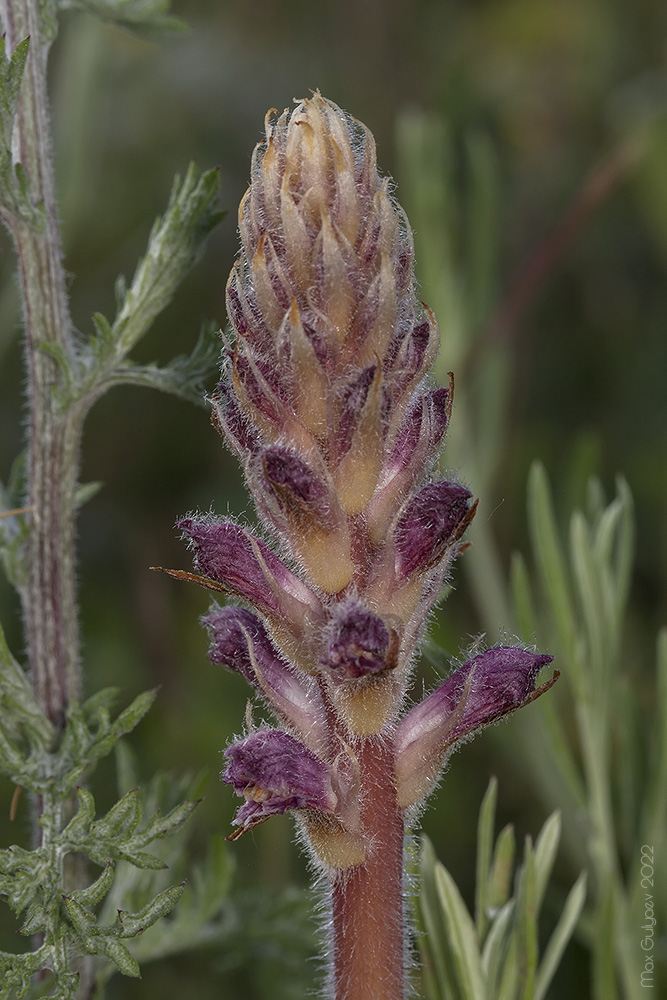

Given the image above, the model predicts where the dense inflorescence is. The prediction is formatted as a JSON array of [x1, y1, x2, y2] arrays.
[[175, 94, 555, 870]]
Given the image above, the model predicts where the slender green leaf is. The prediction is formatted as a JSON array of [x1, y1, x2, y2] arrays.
[[527, 463, 578, 667], [70, 862, 116, 908], [481, 899, 514, 997], [102, 937, 140, 978], [488, 824, 515, 914], [611, 476, 634, 620], [435, 862, 486, 1000], [535, 872, 587, 1000], [514, 841, 538, 1000], [533, 811, 561, 908], [639, 628, 667, 859], [475, 777, 498, 939], [115, 882, 185, 937], [419, 837, 462, 1000], [570, 511, 605, 675], [593, 882, 619, 1000], [91, 788, 142, 840]]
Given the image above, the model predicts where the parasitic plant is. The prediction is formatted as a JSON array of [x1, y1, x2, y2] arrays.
[[166, 93, 557, 1000]]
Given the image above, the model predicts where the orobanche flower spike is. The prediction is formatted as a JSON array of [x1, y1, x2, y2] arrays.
[[166, 93, 557, 1000]]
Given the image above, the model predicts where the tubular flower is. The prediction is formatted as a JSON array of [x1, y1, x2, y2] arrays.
[[171, 93, 556, 877]]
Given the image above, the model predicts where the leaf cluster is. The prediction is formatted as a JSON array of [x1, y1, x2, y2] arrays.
[[0, 626, 201, 999], [418, 778, 586, 1000], [510, 465, 667, 998], [0, 36, 43, 227], [37, 162, 224, 416]]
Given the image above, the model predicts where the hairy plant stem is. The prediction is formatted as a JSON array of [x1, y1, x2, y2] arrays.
[[1, 0, 80, 727], [330, 737, 405, 1000]]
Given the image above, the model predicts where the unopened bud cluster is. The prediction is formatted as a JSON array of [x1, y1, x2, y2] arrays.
[[176, 94, 555, 869]]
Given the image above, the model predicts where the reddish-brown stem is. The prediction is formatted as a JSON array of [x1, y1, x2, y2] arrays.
[[477, 138, 642, 357], [330, 736, 405, 1000]]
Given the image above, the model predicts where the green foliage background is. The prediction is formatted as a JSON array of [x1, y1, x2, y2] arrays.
[[1, 1, 665, 996]]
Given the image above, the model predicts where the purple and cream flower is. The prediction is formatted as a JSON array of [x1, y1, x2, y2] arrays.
[[169, 94, 556, 875], [395, 647, 558, 807], [204, 605, 328, 751], [223, 729, 337, 839]]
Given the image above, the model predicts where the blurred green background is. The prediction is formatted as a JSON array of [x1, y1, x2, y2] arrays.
[[1, 1, 666, 996]]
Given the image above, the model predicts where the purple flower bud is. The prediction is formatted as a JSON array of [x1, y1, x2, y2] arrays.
[[385, 311, 439, 397], [178, 517, 322, 621], [394, 480, 475, 581], [253, 446, 354, 594], [210, 380, 259, 461], [222, 729, 336, 838], [321, 600, 397, 680], [337, 365, 377, 459], [395, 647, 557, 807], [227, 264, 274, 356], [332, 364, 385, 515], [366, 387, 452, 546], [204, 605, 328, 749], [261, 446, 331, 522], [232, 345, 288, 427]]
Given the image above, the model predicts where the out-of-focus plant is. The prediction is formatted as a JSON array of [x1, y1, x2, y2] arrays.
[[396, 109, 642, 638], [418, 777, 586, 1000], [398, 107, 664, 999], [510, 465, 666, 999]]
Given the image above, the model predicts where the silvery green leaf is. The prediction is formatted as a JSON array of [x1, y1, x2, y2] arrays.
[[513, 841, 538, 1000], [18, 901, 48, 936], [63, 894, 98, 950], [59, 762, 90, 797], [0, 37, 39, 223], [0, 725, 25, 776], [116, 849, 168, 870], [69, 862, 116, 907], [60, 787, 96, 842], [105, 319, 220, 407], [75, 480, 103, 508], [76, 164, 221, 411], [115, 881, 185, 937], [475, 776, 497, 939], [435, 861, 486, 1000], [418, 837, 461, 1000], [0, 36, 29, 143], [91, 788, 143, 840], [534, 872, 587, 1000], [527, 463, 578, 666], [533, 811, 561, 908], [101, 937, 140, 978], [87, 688, 157, 759], [480, 899, 514, 997], [636, 629, 667, 887], [593, 883, 619, 1000], [487, 824, 515, 914], [0, 622, 54, 749], [610, 476, 634, 620], [570, 511, 606, 674], [129, 798, 200, 848]]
